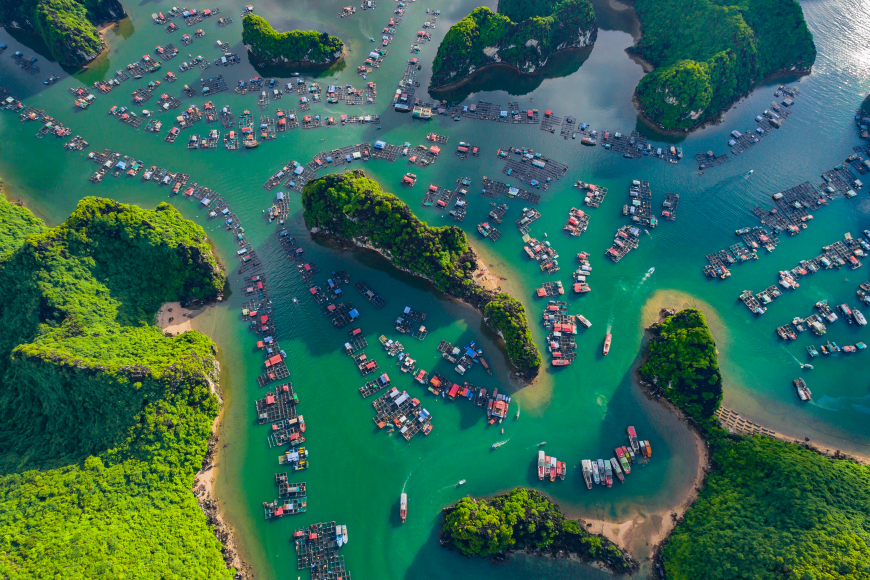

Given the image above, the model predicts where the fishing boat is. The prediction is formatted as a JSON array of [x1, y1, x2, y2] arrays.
[[336, 525, 344, 547], [591, 460, 600, 485], [610, 458, 625, 483], [639, 440, 647, 458], [400, 493, 407, 523], [627, 426, 640, 453], [603, 333, 612, 356], [342, 525, 348, 545], [479, 356, 493, 375], [491, 440, 507, 450], [615, 447, 631, 474], [643, 441, 652, 458], [581, 136, 596, 146], [549, 456, 557, 482], [793, 377, 812, 401], [577, 315, 592, 328], [603, 460, 613, 487], [597, 459, 606, 485], [537, 450, 546, 480], [559, 461, 566, 481], [581, 459, 593, 489]]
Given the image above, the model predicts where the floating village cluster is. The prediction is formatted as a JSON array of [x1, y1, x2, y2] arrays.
[[537, 427, 652, 488]]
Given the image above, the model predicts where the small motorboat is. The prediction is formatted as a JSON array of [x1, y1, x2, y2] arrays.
[[458, 479, 466, 486]]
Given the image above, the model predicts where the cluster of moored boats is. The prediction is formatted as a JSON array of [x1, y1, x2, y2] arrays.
[[538, 427, 651, 487]]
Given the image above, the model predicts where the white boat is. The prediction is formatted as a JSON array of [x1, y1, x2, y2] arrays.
[[491, 440, 507, 450], [647, 267, 655, 274], [458, 479, 466, 486], [335, 525, 343, 547], [342, 525, 348, 545]]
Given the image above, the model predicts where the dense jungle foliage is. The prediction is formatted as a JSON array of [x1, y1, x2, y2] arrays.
[[664, 433, 870, 580], [639, 308, 722, 425], [632, 0, 816, 129], [442, 488, 631, 571], [639, 309, 870, 579], [302, 171, 541, 371], [242, 14, 343, 64], [0, 198, 233, 578], [0, 0, 124, 66], [483, 294, 540, 368], [430, 0, 596, 89], [0, 193, 47, 254]]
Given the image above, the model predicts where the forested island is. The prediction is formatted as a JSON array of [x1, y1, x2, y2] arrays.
[[441, 488, 634, 572], [0, 196, 235, 578], [640, 309, 870, 579], [302, 171, 541, 374], [242, 14, 344, 66], [0, 0, 125, 67], [630, 0, 816, 131], [430, 0, 597, 90]]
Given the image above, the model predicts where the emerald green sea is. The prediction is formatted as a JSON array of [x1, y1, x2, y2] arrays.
[[1, 0, 869, 577]]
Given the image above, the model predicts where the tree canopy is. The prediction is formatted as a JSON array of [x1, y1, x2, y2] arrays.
[[632, 0, 816, 129], [0, 197, 233, 578], [302, 171, 541, 372], [430, 0, 596, 89], [640, 308, 722, 425], [242, 14, 343, 64], [442, 488, 631, 571], [0, 0, 125, 66]]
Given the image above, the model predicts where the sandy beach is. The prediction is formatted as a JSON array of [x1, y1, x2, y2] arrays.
[[156, 301, 203, 335]]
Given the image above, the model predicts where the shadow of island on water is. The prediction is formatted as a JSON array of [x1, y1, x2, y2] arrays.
[[429, 46, 594, 105]]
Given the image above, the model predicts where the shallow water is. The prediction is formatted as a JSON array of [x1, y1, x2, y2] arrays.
[[1, 0, 869, 577]]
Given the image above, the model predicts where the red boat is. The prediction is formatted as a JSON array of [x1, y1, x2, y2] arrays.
[[603, 333, 612, 355], [559, 461, 566, 481], [552, 359, 571, 366]]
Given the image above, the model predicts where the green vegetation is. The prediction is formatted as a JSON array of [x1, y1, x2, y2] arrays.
[[640, 309, 870, 579], [0, 197, 232, 578], [242, 14, 343, 65], [430, 0, 596, 89], [664, 434, 870, 580], [483, 294, 540, 369], [0, 192, 47, 254], [302, 171, 541, 372], [442, 488, 632, 571], [632, 0, 816, 130], [639, 308, 722, 426], [0, 0, 124, 67]]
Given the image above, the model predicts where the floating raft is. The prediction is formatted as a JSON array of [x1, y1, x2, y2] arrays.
[[293, 521, 351, 579], [354, 280, 386, 309], [481, 177, 540, 204], [255, 383, 298, 424], [372, 387, 432, 441]]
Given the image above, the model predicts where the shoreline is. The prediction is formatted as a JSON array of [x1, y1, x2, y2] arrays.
[[630, 66, 811, 137], [310, 231, 541, 381], [246, 44, 347, 71], [156, 302, 251, 577], [429, 45, 594, 96], [194, 412, 252, 578], [578, 307, 709, 563]]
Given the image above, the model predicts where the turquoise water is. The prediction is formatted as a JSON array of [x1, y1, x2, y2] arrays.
[[1, 0, 869, 578]]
